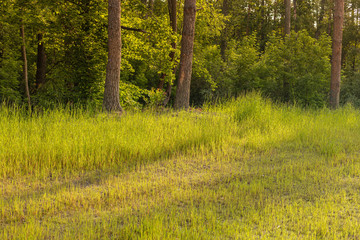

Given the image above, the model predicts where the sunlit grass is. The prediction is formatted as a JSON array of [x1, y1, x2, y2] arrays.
[[1, 93, 360, 239], [0, 106, 231, 179]]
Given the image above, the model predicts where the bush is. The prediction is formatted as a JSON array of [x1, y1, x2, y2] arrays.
[[256, 31, 332, 107], [341, 72, 360, 107]]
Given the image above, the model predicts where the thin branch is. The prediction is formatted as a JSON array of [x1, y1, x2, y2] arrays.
[[121, 26, 148, 33]]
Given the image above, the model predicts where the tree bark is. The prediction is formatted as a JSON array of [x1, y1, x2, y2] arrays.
[[293, 0, 298, 32], [315, 0, 325, 38], [330, 0, 344, 109], [174, 0, 196, 110], [284, 0, 291, 35], [20, 24, 31, 110], [103, 0, 123, 113], [36, 33, 47, 89]]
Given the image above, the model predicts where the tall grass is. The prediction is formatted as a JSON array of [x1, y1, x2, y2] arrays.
[[0, 105, 232, 179], [2, 93, 360, 178], [2, 93, 360, 239], [212, 92, 360, 157]]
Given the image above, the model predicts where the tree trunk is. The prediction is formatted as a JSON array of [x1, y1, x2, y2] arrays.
[[163, 0, 178, 106], [328, 7, 332, 35], [315, 0, 325, 38], [157, 0, 177, 102], [293, 0, 298, 32], [103, 0, 123, 113], [330, 0, 344, 109], [284, 0, 291, 35], [20, 24, 31, 110], [36, 33, 47, 89], [142, 0, 154, 18], [174, 0, 196, 110]]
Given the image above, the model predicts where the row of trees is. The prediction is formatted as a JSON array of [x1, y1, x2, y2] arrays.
[[0, 0, 358, 110]]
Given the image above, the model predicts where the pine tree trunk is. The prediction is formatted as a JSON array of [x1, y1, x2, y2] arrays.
[[36, 33, 47, 89], [328, 8, 332, 35], [20, 24, 31, 110], [103, 0, 123, 113], [174, 0, 196, 110], [163, 0, 178, 106], [330, 0, 344, 109], [315, 0, 325, 38], [293, 0, 298, 32]]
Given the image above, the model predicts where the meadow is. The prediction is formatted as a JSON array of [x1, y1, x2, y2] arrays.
[[1, 93, 360, 239]]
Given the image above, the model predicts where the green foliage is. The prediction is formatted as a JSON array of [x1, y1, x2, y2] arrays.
[[0, 3, 22, 104], [190, 45, 221, 105], [256, 31, 332, 107], [207, 31, 331, 108], [189, 0, 228, 105], [223, 34, 260, 94], [145, 88, 166, 109], [0, 0, 359, 109], [122, 0, 180, 88], [341, 72, 360, 107], [119, 81, 148, 110], [0, 52, 22, 104]]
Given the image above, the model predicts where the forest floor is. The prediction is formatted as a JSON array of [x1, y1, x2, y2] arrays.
[[1, 93, 360, 239]]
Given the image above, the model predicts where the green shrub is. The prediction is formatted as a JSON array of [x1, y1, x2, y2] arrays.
[[256, 30, 332, 107]]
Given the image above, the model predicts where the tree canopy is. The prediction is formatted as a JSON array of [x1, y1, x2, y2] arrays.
[[0, 0, 359, 109]]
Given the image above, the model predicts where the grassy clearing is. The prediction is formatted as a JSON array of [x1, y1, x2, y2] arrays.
[[1, 93, 360, 239]]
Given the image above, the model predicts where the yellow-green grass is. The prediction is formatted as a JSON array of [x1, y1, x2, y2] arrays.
[[1, 93, 360, 239]]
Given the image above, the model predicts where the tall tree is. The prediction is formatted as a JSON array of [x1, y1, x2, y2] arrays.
[[103, 0, 123, 113], [175, 0, 196, 110], [330, 0, 344, 109], [293, 0, 298, 32], [163, 0, 178, 106], [157, 0, 177, 101]]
